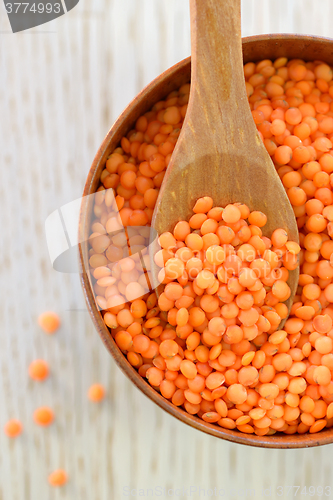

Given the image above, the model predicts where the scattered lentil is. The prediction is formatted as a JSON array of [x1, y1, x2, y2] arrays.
[[38, 311, 60, 334], [28, 360, 49, 381], [48, 469, 68, 487], [33, 407, 54, 427], [88, 384, 106, 402], [4, 419, 22, 438]]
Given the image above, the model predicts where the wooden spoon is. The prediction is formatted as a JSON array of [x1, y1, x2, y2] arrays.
[[151, 0, 299, 313]]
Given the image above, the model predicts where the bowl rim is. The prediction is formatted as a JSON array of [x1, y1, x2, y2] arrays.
[[79, 33, 333, 449]]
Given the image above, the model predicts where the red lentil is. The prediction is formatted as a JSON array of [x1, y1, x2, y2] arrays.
[[4, 419, 23, 438], [88, 384, 106, 402], [33, 407, 54, 426], [28, 359, 50, 381], [48, 469, 68, 487], [38, 311, 60, 334]]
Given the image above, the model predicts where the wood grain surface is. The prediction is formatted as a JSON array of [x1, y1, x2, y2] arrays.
[[1, 1, 333, 499]]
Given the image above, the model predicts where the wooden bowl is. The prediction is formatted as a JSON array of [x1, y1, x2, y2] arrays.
[[79, 34, 333, 448]]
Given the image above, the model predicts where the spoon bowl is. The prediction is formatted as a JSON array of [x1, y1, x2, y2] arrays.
[[79, 34, 333, 448], [151, 0, 299, 314]]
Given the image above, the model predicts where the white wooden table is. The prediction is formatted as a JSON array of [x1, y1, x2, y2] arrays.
[[1, 1, 333, 499]]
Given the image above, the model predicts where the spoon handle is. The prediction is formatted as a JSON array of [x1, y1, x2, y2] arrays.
[[188, 0, 257, 152]]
